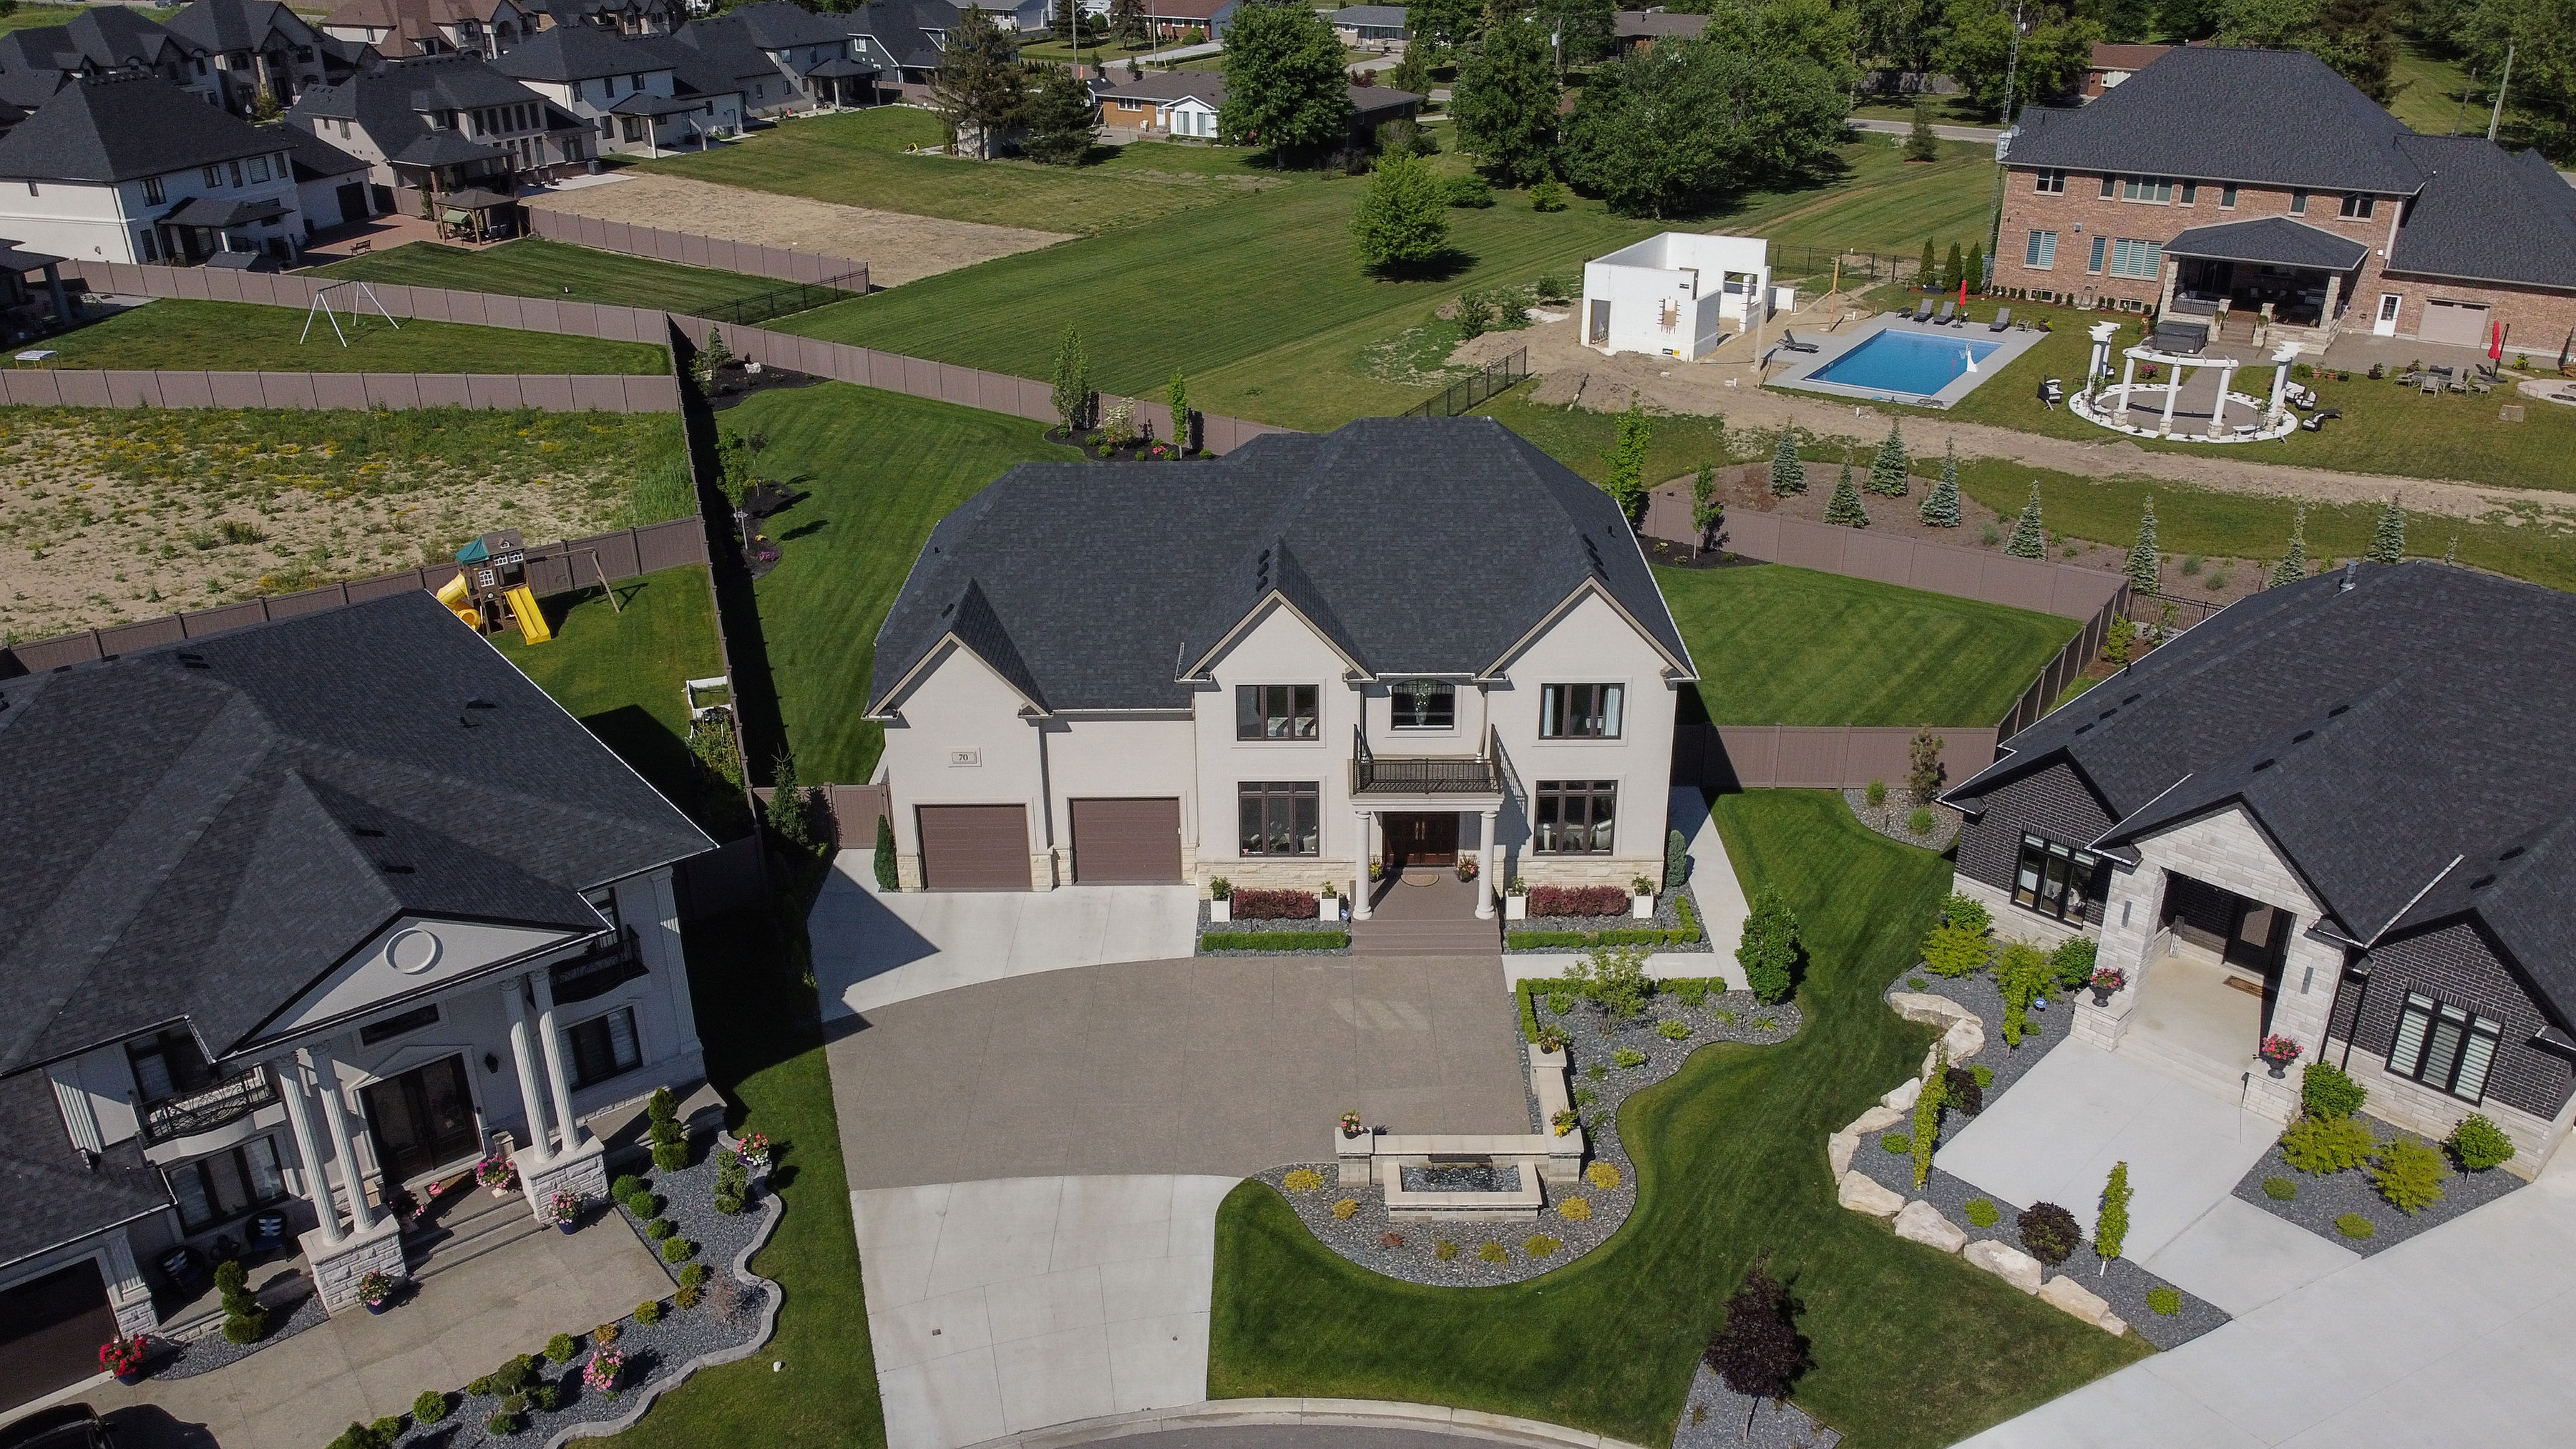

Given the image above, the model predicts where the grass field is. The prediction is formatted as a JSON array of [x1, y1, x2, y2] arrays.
[[490, 566, 751, 838], [2385, 40, 2534, 147], [309, 238, 847, 322], [0, 2, 176, 31], [1208, 789, 2151, 1449], [49, 298, 670, 374], [717, 383, 1080, 786], [1657, 565, 2079, 726]]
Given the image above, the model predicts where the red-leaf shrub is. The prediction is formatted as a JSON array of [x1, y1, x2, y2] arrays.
[[1232, 888, 1319, 919], [1528, 884, 1630, 918]]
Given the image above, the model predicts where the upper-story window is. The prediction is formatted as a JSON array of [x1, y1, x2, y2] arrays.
[[1236, 684, 1317, 740], [2120, 175, 2174, 203], [1538, 683, 1622, 739], [2032, 169, 2064, 194], [2339, 193, 2375, 220], [247, 155, 270, 182], [229, 161, 245, 187], [2289, 189, 2309, 214], [2389, 992, 2502, 1103], [2220, 184, 2239, 208], [144, 175, 165, 204], [2097, 174, 2115, 199], [203, 164, 224, 186], [2179, 180, 2198, 205], [127, 1026, 218, 1101], [1390, 679, 1455, 730]]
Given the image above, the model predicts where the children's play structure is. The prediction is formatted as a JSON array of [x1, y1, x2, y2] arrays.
[[1581, 233, 1785, 361], [436, 530, 552, 643]]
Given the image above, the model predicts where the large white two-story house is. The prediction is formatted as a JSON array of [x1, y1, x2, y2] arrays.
[[490, 21, 706, 155], [0, 592, 714, 1409], [864, 418, 1697, 922], [0, 73, 316, 265]]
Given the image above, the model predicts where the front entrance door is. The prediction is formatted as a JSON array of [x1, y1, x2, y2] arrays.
[[1384, 812, 1458, 867], [360, 1055, 480, 1185]]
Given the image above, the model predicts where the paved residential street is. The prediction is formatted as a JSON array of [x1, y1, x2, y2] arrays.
[[1848, 116, 2006, 143]]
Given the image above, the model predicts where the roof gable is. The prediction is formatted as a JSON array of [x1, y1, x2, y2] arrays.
[[0, 73, 283, 184]]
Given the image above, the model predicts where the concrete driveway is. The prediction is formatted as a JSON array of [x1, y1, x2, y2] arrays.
[[811, 864, 1199, 1016]]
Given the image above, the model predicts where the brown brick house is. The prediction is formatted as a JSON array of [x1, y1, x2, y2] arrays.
[[1994, 47, 2576, 358]]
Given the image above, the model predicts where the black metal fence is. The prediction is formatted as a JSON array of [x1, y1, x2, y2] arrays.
[[694, 271, 867, 328], [1404, 348, 1529, 419]]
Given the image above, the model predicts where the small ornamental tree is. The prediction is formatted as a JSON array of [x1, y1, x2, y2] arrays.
[[2094, 1161, 2132, 1272], [1166, 371, 1192, 454], [2125, 496, 2161, 596], [765, 748, 811, 851], [1737, 889, 1800, 1005], [1823, 457, 1870, 527], [874, 811, 898, 890], [1911, 1046, 1946, 1188], [1050, 325, 1091, 438], [1919, 441, 1961, 527], [2005, 482, 2045, 558], [1918, 237, 1938, 290], [1602, 394, 1653, 519], [1905, 97, 1939, 160], [1703, 1257, 1807, 1436], [693, 327, 733, 386], [2018, 1201, 2080, 1266], [1907, 727, 1943, 804], [2366, 495, 2406, 563], [1350, 152, 1449, 271], [2269, 504, 2311, 587], [1867, 420, 1908, 495], [1767, 430, 1806, 495], [1941, 241, 1963, 295], [1691, 459, 1722, 550]]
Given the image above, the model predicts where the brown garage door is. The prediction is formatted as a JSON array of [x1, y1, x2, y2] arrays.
[[2420, 298, 2489, 348], [0, 1259, 118, 1409], [1071, 798, 1182, 884], [917, 804, 1030, 890]]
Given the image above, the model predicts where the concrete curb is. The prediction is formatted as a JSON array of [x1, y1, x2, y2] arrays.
[[953, 1398, 1656, 1449]]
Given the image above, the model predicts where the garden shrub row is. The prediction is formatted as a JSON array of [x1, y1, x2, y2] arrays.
[[1507, 927, 1697, 950], [1513, 971, 1735, 1042], [1203, 930, 1347, 952], [1526, 884, 1631, 917], [1229, 887, 1319, 919]]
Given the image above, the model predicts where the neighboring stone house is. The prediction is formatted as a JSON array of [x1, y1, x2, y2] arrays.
[[162, 0, 363, 117], [633, 23, 771, 129], [864, 417, 1696, 922], [289, 52, 590, 196], [318, 0, 542, 61], [0, 592, 714, 1413], [723, 0, 877, 110], [0, 73, 308, 265], [1097, 69, 1419, 143], [0, 7, 218, 114], [490, 21, 711, 155], [1944, 562, 2576, 1168], [1994, 46, 2576, 353], [1612, 9, 1706, 56]]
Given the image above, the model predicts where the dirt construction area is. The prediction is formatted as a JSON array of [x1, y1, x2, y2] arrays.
[[524, 173, 1069, 289]]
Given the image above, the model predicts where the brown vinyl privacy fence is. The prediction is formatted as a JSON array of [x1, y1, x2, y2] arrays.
[[0, 517, 707, 676], [1671, 723, 1999, 791], [748, 782, 892, 850], [524, 208, 870, 290], [0, 368, 675, 412]]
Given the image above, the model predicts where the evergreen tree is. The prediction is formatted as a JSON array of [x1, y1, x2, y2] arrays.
[[1386, 42, 1432, 101], [1768, 430, 1806, 496], [1349, 153, 1449, 270], [873, 811, 898, 891], [1918, 439, 1961, 526], [1918, 237, 1937, 290], [930, 6, 1025, 160], [1691, 459, 1723, 548], [2268, 504, 2310, 587], [2444, 530, 2459, 566], [2124, 496, 2160, 596], [1904, 96, 1939, 160], [1824, 456, 1870, 527], [1965, 240, 1984, 294], [2366, 495, 2405, 563], [2005, 482, 2044, 558], [1450, 14, 1561, 185], [1049, 325, 1091, 437], [2094, 1161, 2132, 1272], [766, 748, 811, 850], [1108, 0, 1148, 47], [1941, 240, 1963, 294], [1166, 371, 1191, 454], [1736, 889, 1800, 1004], [1601, 394, 1653, 518], [1219, 0, 1353, 157], [1019, 64, 1100, 166], [1866, 420, 1908, 495]]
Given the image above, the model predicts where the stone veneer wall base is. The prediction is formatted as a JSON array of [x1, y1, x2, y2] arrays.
[[301, 1214, 406, 1316]]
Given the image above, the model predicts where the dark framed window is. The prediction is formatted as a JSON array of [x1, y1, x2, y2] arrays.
[[2220, 183, 2239, 208], [167, 1136, 287, 1231], [2289, 188, 2308, 214], [2024, 230, 2057, 268], [1390, 679, 1455, 730], [2034, 168, 2065, 194], [562, 1008, 643, 1091], [2180, 180, 2198, 205], [1235, 684, 1318, 740], [358, 1003, 441, 1045], [1539, 683, 1622, 738], [1535, 781, 1616, 854], [2339, 193, 2374, 219], [127, 1027, 218, 1103], [2097, 173, 2115, 199], [143, 175, 165, 205], [1236, 782, 1319, 857], [2388, 992, 2501, 1103], [2011, 833, 2098, 923], [2087, 235, 2108, 272]]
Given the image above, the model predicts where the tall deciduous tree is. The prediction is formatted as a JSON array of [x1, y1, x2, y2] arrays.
[[2218, 0, 2401, 101], [1050, 324, 1091, 436], [1692, 459, 1725, 548], [1407, 0, 1483, 48], [1704, 1257, 1807, 1435], [2462, 0, 2576, 162], [1559, 40, 1846, 216], [1860, 0, 1945, 87], [1020, 64, 1100, 165], [1349, 152, 1449, 270], [1536, 0, 1617, 64], [1451, 15, 1561, 184], [1602, 394, 1654, 518], [1938, 0, 2102, 117], [1219, 0, 1354, 158], [931, 6, 1025, 159]]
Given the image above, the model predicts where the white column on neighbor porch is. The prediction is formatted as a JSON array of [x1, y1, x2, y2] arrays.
[[306, 1047, 379, 1235], [1476, 809, 1499, 919], [274, 1052, 343, 1245], [1351, 810, 1374, 921], [2206, 361, 2235, 437], [530, 966, 587, 1153], [502, 972, 556, 1160]]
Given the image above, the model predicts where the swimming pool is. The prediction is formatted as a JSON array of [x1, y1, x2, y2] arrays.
[[1809, 328, 2004, 396]]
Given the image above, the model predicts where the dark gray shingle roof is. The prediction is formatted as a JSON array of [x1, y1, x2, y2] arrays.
[[844, 0, 955, 72], [728, 0, 849, 49], [0, 1073, 170, 1270], [490, 21, 663, 82], [164, 0, 313, 55], [870, 418, 1694, 715], [2386, 135, 2576, 291], [2163, 215, 2369, 271], [0, 73, 284, 184]]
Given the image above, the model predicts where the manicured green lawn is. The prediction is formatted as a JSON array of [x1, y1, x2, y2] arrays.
[[1927, 300, 2576, 492], [308, 238, 846, 321], [1475, 386, 1740, 492], [717, 382, 1080, 786], [49, 298, 670, 374], [489, 565, 752, 838], [1656, 564, 2079, 726], [0, 2, 175, 33], [1209, 790, 2151, 1448]]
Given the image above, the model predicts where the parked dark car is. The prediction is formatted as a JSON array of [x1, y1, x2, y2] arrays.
[[0, 1404, 118, 1449]]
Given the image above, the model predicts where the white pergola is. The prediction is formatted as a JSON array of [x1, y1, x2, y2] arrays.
[[2072, 334, 2304, 444]]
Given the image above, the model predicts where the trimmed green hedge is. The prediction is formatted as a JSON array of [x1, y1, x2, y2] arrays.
[[1203, 930, 1348, 952], [1516, 972, 1735, 1043], [1507, 927, 1697, 950]]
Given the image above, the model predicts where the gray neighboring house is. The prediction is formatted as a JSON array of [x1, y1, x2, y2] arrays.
[[280, 119, 378, 230], [489, 21, 709, 155], [843, 0, 954, 89], [1943, 562, 2576, 1169], [162, 0, 366, 117], [723, 0, 878, 110], [0, 592, 714, 1414], [0, 7, 215, 113], [288, 52, 590, 196], [1331, 5, 1407, 47]]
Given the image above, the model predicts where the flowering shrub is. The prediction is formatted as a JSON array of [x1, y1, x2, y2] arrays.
[[733, 1131, 771, 1168], [1282, 1168, 1324, 1191], [1338, 1109, 1364, 1135], [99, 1335, 147, 1376], [2090, 967, 2127, 993], [545, 1189, 583, 1226], [584, 1348, 626, 1397], [356, 1270, 395, 1306], [1231, 887, 1318, 919], [2260, 1033, 2303, 1065], [1528, 884, 1629, 918], [475, 1154, 517, 1191]]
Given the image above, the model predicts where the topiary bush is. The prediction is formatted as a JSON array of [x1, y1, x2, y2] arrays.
[[414, 1390, 450, 1424], [625, 1191, 659, 1219], [2370, 1136, 2449, 1215], [2018, 1201, 2081, 1265], [2336, 1212, 2376, 1239], [2282, 1113, 2376, 1174], [2301, 1062, 2368, 1120], [610, 1175, 644, 1202], [1964, 1198, 1999, 1229], [2145, 1286, 2182, 1317], [2263, 1176, 2298, 1201], [2449, 1113, 2516, 1171]]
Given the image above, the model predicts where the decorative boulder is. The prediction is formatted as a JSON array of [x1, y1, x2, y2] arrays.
[[1964, 1239, 2044, 1294], [2039, 1274, 2116, 1328], [1893, 1199, 1966, 1254], [2099, 1314, 2130, 1338], [1890, 992, 1981, 1029], [1837, 1171, 1905, 1219], [1827, 1132, 1859, 1177], [1944, 1017, 1986, 1059], [1881, 1076, 1922, 1112], [1847, 1105, 1905, 1136]]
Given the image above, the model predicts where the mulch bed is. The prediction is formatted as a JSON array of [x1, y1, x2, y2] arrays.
[[1194, 899, 1352, 955], [1042, 423, 1208, 462], [1505, 879, 1714, 954], [704, 362, 823, 412], [1670, 1360, 1841, 1449], [2228, 1128, 2526, 1257], [1840, 789, 1961, 853]]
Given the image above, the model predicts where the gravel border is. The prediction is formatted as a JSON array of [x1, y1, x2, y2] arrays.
[[1504, 879, 1714, 954], [2228, 1128, 2526, 1256], [1670, 1360, 1842, 1449], [1839, 789, 1962, 853], [149, 1289, 326, 1380], [1259, 984, 1805, 1286], [1194, 899, 1352, 955]]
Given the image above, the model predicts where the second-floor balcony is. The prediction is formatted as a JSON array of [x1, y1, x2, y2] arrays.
[[140, 1065, 277, 1148], [1351, 726, 1501, 797]]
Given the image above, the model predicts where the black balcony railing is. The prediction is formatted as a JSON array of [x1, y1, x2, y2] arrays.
[[140, 1065, 276, 1146], [1352, 726, 1501, 795]]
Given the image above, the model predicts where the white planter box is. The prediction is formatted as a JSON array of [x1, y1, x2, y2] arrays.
[[1631, 894, 1655, 919], [1319, 896, 1340, 921], [1208, 898, 1230, 923], [1504, 894, 1528, 920]]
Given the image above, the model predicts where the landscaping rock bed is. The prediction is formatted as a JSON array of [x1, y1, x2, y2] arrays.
[[2229, 1128, 2525, 1257], [1669, 1360, 1841, 1449], [1505, 878, 1712, 953], [1260, 983, 1805, 1286], [1194, 899, 1351, 955], [150, 1291, 326, 1381], [1839, 789, 1961, 853], [703, 361, 824, 412], [1890, 966, 2077, 1101]]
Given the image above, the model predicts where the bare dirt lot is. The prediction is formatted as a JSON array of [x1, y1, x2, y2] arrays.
[[523, 174, 1070, 289]]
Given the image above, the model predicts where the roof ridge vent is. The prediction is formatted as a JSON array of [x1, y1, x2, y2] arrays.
[[2252, 757, 2277, 771]]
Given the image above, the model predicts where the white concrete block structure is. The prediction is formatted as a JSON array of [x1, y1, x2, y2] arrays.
[[1581, 231, 1771, 361]]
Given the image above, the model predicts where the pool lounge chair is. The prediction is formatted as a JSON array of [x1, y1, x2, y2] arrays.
[[1933, 301, 1955, 326], [1987, 308, 2012, 331], [1777, 331, 1820, 353], [2301, 409, 2342, 431], [2039, 378, 2063, 409], [1909, 299, 1936, 323]]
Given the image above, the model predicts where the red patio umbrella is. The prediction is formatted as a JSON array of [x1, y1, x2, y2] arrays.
[[2491, 317, 2505, 361]]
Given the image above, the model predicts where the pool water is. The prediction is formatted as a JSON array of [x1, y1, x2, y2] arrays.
[[1810, 328, 2004, 396]]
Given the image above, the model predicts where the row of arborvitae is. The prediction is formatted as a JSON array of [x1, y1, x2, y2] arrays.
[[2271, 1062, 2515, 1228]]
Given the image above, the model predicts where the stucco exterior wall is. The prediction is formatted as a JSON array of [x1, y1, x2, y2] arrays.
[[1487, 590, 1678, 888], [1194, 602, 1362, 884], [1043, 714, 1198, 882], [877, 640, 1050, 884]]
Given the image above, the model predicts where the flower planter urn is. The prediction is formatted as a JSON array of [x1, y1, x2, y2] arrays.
[[2266, 1060, 2288, 1078], [1504, 895, 1527, 921], [114, 1368, 146, 1385], [1208, 898, 1231, 923], [2091, 986, 2115, 1006], [1630, 894, 1654, 919], [364, 1299, 389, 1315], [1318, 896, 1339, 922], [557, 1221, 577, 1235]]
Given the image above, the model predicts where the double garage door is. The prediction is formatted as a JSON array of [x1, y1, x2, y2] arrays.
[[914, 799, 1182, 889], [0, 1259, 117, 1409], [2420, 298, 2490, 348]]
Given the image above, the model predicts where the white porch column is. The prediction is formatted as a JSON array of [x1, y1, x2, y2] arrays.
[[1350, 811, 1373, 921], [275, 1053, 342, 1245], [2157, 361, 2182, 436], [2206, 362, 2235, 437], [502, 973, 555, 1160], [1475, 809, 1498, 919], [530, 967, 586, 1153], [307, 1048, 378, 1234], [2270, 361, 2291, 419]]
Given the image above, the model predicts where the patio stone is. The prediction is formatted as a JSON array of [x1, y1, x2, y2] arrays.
[[1838, 1171, 1905, 1218], [2038, 1272, 2117, 1329], [1895, 1198, 1966, 1253], [1964, 1239, 2044, 1292]]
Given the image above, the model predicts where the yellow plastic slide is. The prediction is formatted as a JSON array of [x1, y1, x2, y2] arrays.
[[434, 572, 481, 630], [503, 585, 551, 644]]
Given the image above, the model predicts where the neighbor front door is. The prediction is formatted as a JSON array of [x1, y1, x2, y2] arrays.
[[1387, 812, 1459, 867], [361, 1055, 481, 1184]]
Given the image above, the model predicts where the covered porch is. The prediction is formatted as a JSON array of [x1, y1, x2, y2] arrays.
[[805, 57, 881, 107], [151, 196, 299, 267], [2160, 215, 2368, 333], [0, 240, 77, 341], [1348, 726, 1503, 924]]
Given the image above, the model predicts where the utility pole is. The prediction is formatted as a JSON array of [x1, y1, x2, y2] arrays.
[[1984, 0, 2026, 281], [2487, 42, 2514, 142]]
